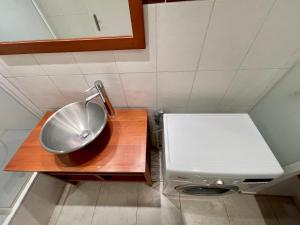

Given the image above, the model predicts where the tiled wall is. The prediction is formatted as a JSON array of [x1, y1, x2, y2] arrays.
[[0, 0, 300, 114]]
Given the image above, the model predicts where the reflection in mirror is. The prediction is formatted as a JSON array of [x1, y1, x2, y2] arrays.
[[0, 0, 133, 42]]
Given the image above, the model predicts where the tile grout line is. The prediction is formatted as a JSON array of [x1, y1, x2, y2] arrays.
[[178, 193, 184, 225], [53, 184, 73, 225], [247, 69, 285, 112], [292, 197, 300, 215], [236, 0, 279, 71], [3, 66, 291, 79], [47, 76, 69, 104], [185, 0, 216, 111], [154, 4, 159, 110], [216, 0, 279, 111], [89, 183, 102, 225], [135, 183, 141, 225], [134, 202, 139, 225], [112, 50, 129, 107], [248, 60, 299, 112], [118, 73, 129, 107], [195, 0, 216, 72], [31, 54, 49, 76], [71, 52, 85, 75], [221, 198, 233, 225], [82, 74, 91, 89], [5, 77, 43, 115], [264, 197, 283, 225]]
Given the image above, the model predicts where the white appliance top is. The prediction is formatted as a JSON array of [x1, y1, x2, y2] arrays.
[[163, 114, 283, 178]]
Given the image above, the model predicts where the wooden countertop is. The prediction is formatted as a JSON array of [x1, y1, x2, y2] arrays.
[[5, 109, 148, 174]]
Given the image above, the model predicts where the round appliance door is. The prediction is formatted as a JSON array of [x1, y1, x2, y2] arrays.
[[175, 184, 239, 196]]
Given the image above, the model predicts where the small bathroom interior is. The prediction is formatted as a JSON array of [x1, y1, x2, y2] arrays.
[[1, 0, 300, 225]]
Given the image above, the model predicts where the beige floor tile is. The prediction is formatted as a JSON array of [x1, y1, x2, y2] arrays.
[[137, 182, 182, 225], [56, 182, 100, 225], [180, 195, 230, 225], [267, 196, 300, 225], [91, 182, 139, 225], [48, 184, 72, 225], [224, 194, 279, 225]]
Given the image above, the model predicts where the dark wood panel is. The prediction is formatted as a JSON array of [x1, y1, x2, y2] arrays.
[[143, 0, 164, 3], [143, 0, 193, 3], [0, 0, 145, 54]]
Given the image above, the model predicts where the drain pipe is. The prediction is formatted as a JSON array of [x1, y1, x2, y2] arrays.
[[151, 110, 164, 150]]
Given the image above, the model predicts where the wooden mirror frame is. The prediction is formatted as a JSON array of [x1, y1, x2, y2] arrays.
[[0, 0, 145, 55]]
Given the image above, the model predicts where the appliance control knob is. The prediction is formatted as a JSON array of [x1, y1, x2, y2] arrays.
[[215, 179, 224, 185]]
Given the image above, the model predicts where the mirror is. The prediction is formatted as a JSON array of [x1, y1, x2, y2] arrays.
[[0, 0, 145, 54], [0, 0, 133, 41]]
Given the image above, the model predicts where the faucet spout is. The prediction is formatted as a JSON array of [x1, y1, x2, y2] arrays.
[[84, 80, 115, 116], [85, 92, 100, 103], [94, 81, 115, 116]]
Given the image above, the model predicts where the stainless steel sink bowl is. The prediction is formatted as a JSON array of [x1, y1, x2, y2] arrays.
[[40, 101, 107, 154]]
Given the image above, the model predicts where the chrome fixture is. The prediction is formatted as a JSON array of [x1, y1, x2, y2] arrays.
[[85, 80, 115, 116], [40, 101, 107, 154], [40, 80, 114, 154]]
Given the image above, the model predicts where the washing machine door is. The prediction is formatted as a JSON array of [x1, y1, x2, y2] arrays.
[[175, 184, 239, 196]]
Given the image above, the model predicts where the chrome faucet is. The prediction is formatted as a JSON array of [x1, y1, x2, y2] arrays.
[[85, 80, 115, 116]]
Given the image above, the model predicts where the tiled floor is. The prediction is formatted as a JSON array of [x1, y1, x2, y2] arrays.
[[0, 129, 32, 208], [49, 151, 300, 225]]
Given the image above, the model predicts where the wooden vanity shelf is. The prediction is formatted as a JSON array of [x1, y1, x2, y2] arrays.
[[5, 109, 152, 185]]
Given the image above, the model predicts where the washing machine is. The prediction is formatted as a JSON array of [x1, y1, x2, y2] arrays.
[[162, 114, 283, 196]]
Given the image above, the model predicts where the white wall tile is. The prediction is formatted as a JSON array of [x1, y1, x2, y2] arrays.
[[0, 55, 45, 76], [34, 53, 82, 75], [220, 69, 284, 108], [187, 70, 236, 113], [114, 5, 156, 73], [159, 106, 186, 113], [241, 0, 300, 69], [2, 0, 300, 115], [49, 75, 89, 103], [282, 47, 300, 68], [157, 1, 213, 71], [73, 51, 118, 74], [199, 0, 275, 70], [0, 61, 10, 76], [8, 76, 67, 109], [187, 103, 219, 113], [218, 105, 252, 113], [85, 74, 127, 107], [189, 70, 236, 105], [157, 72, 194, 108], [120, 73, 156, 108], [222, 69, 288, 113]]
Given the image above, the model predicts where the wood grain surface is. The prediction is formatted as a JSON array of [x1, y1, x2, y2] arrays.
[[5, 109, 148, 174]]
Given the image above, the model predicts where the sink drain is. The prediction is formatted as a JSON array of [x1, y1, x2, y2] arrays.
[[79, 130, 90, 139]]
